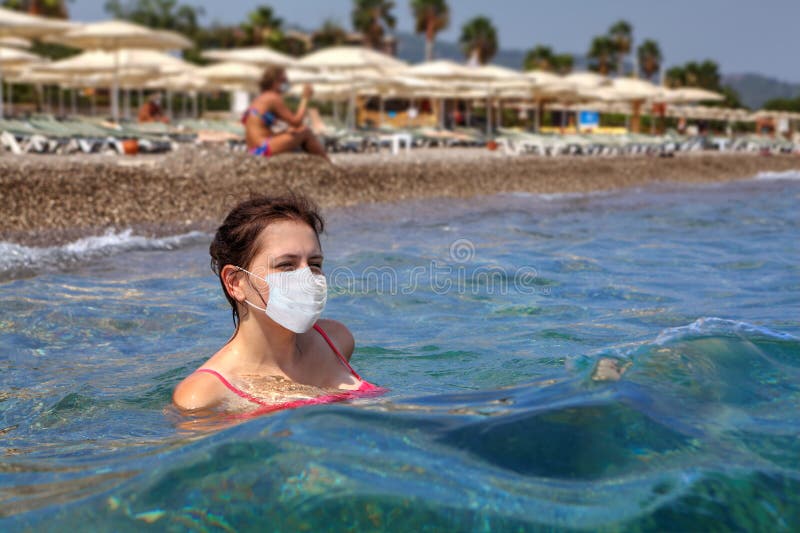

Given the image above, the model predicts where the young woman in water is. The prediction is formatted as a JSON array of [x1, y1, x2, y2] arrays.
[[173, 194, 381, 414], [243, 67, 329, 161]]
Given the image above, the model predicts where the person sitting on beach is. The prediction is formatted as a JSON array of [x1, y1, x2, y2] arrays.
[[242, 67, 329, 161], [173, 194, 382, 415], [138, 92, 169, 123]]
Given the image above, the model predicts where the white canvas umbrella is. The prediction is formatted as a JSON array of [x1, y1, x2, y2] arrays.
[[203, 46, 296, 68], [298, 46, 407, 129], [298, 45, 406, 73], [195, 61, 263, 90], [0, 7, 73, 115], [658, 86, 724, 104], [0, 36, 30, 49], [48, 20, 192, 121], [578, 78, 662, 133], [0, 46, 43, 114]]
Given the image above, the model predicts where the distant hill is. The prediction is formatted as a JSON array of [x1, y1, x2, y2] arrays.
[[722, 73, 800, 109]]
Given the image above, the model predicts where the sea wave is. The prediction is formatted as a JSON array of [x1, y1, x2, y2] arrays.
[[755, 169, 800, 180], [0, 229, 210, 280]]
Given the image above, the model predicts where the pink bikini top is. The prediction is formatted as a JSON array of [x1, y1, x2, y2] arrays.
[[195, 324, 384, 416]]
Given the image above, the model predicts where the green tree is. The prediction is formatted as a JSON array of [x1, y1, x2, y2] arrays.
[[637, 39, 662, 80], [104, 0, 203, 37], [666, 59, 743, 108], [459, 15, 498, 65], [411, 0, 449, 62], [608, 19, 632, 76], [588, 35, 616, 75], [763, 96, 800, 112], [524, 45, 554, 71], [241, 5, 284, 48], [3, 0, 70, 18], [351, 0, 396, 51], [312, 19, 347, 50]]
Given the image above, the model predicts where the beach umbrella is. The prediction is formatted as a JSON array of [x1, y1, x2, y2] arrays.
[[0, 7, 73, 116], [40, 48, 193, 76], [0, 36, 30, 49], [195, 61, 263, 90], [0, 46, 43, 114], [47, 20, 192, 121], [586, 78, 663, 133], [401, 60, 494, 130], [298, 46, 407, 129], [298, 45, 406, 73], [203, 46, 296, 68], [659, 86, 724, 104]]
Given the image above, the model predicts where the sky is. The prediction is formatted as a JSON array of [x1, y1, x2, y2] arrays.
[[69, 0, 800, 82]]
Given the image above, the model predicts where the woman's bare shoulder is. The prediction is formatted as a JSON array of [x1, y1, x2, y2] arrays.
[[172, 369, 229, 411], [316, 318, 355, 361]]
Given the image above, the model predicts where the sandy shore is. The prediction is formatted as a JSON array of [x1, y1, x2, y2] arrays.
[[0, 147, 798, 246]]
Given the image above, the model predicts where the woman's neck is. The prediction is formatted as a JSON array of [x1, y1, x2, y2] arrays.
[[229, 313, 301, 374]]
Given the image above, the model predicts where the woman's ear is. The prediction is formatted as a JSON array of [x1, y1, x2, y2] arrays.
[[221, 265, 247, 303]]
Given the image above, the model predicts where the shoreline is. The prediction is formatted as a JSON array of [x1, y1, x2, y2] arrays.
[[1, 147, 798, 247]]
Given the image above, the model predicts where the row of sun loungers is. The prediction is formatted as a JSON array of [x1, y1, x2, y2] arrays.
[[0, 114, 796, 157], [494, 129, 799, 157]]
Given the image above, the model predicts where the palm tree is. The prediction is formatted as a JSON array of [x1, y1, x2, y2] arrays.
[[608, 19, 632, 76], [637, 39, 662, 81], [312, 19, 347, 50], [552, 53, 574, 74], [588, 35, 616, 75], [411, 0, 449, 62], [459, 16, 498, 65], [351, 0, 396, 51], [524, 45, 555, 71]]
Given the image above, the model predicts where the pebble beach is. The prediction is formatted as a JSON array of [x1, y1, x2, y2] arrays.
[[1, 147, 798, 246]]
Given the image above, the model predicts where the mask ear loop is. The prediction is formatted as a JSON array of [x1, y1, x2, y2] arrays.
[[236, 266, 270, 312]]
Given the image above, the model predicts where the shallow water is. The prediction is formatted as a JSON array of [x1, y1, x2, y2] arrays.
[[1, 174, 799, 531]]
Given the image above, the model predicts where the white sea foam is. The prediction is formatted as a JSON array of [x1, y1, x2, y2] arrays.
[[0, 229, 210, 279], [655, 317, 797, 345], [755, 169, 800, 181]]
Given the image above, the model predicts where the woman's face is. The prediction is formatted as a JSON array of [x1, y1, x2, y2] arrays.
[[250, 219, 323, 275]]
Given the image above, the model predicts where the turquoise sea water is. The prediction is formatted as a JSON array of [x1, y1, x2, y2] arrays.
[[1, 173, 799, 531]]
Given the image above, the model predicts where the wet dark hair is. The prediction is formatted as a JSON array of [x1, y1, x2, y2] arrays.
[[259, 66, 286, 92], [210, 193, 324, 327]]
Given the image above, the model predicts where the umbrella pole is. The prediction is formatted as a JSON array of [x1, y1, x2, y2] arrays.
[[58, 86, 64, 116], [91, 90, 96, 116], [485, 96, 491, 137], [166, 89, 172, 121], [498, 99, 503, 129], [192, 91, 198, 118], [124, 88, 131, 120], [182, 91, 188, 119], [7, 81, 12, 116], [378, 95, 384, 129], [112, 49, 120, 121], [71, 88, 77, 116], [0, 65, 4, 118]]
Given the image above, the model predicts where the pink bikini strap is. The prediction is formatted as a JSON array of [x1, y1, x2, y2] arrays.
[[313, 323, 363, 381], [194, 368, 271, 406]]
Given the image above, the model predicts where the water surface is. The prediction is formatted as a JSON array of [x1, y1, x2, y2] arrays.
[[1, 174, 799, 530]]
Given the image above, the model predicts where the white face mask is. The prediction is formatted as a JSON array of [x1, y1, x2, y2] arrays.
[[237, 266, 327, 333]]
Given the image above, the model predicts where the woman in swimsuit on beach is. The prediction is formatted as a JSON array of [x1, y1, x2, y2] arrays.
[[243, 66, 329, 161], [173, 194, 382, 416]]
